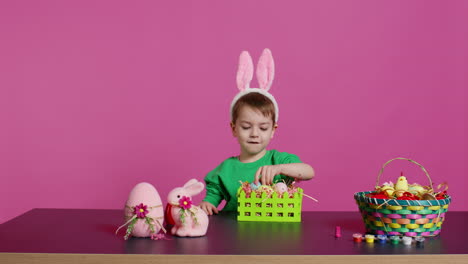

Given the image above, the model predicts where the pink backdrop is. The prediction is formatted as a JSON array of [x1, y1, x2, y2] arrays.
[[1, 1, 467, 223]]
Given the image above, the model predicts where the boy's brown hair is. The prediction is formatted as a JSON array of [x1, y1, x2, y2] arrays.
[[231, 92, 276, 125]]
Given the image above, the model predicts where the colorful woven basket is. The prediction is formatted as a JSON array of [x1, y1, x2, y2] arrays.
[[354, 157, 451, 237], [237, 187, 303, 222]]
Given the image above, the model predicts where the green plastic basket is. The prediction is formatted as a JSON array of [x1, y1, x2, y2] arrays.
[[237, 187, 303, 222], [354, 157, 452, 237]]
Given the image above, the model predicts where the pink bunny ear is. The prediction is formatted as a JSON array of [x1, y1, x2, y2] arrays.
[[256, 48, 275, 91], [183, 179, 198, 188], [185, 182, 204, 196], [236, 51, 254, 91]]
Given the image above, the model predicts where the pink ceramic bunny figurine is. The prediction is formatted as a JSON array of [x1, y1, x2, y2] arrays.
[[167, 179, 209, 237]]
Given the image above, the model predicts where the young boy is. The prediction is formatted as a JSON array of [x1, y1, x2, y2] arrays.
[[200, 49, 315, 215]]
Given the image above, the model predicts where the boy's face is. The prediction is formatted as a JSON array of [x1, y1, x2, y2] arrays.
[[231, 105, 276, 157]]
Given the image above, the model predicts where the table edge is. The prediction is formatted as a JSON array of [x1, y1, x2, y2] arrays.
[[1, 253, 468, 264]]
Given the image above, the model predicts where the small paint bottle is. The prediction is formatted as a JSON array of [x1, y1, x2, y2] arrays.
[[415, 236, 425, 246], [353, 233, 363, 243], [335, 226, 341, 238], [377, 235, 387, 243], [402, 236, 412, 245], [390, 236, 401, 244], [365, 234, 375, 243]]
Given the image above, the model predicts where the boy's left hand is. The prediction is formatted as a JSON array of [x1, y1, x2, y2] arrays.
[[254, 165, 283, 185]]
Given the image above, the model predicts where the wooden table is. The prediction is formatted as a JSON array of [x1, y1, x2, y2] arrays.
[[1, 209, 467, 263]]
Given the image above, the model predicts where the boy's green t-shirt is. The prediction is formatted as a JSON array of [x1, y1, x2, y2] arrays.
[[203, 149, 301, 212]]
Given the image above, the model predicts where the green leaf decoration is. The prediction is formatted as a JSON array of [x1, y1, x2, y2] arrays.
[[179, 209, 186, 224], [145, 217, 155, 234], [124, 217, 138, 240], [191, 210, 198, 225]]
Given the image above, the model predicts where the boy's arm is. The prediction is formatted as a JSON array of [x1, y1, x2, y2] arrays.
[[254, 163, 314, 185], [278, 163, 315, 181], [203, 182, 223, 207], [202, 169, 224, 209], [201, 174, 223, 215], [276, 151, 314, 181]]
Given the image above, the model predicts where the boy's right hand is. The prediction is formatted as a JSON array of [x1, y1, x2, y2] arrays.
[[199, 201, 219, 215]]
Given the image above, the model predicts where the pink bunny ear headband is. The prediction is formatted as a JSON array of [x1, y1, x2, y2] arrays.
[[230, 48, 279, 123]]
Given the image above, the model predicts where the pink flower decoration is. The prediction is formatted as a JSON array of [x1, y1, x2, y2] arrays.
[[133, 203, 148, 218], [151, 233, 167, 240], [179, 196, 192, 210]]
